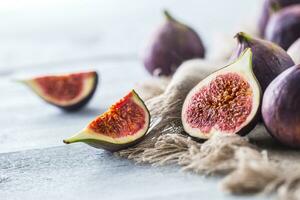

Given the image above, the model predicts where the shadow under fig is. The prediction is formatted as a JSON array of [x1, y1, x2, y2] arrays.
[[248, 124, 299, 155], [56, 106, 105, 117]]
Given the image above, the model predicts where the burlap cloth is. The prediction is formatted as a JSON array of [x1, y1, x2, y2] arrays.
[[116, 59, 300, 200]]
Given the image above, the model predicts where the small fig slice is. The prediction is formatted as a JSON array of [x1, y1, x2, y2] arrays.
[[258, 0, 300, 37], [287, 38, 300, 64], [231, 32, 294, 92], [262, 65, 300, 148], [63, 90, 150, 151], [21, 71, 98, 111], [143, 10, 205, 76], [182, 49, 261, 139], [265, 5, 300, 50]]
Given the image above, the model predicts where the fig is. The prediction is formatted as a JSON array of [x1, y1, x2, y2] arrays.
[[142, 10, 205, 76], [182, 49, 261, 139], [231, 32, 294, 92], [20, 71, 98, 111], [262, 65, 300, 148], [258, 0, 300, 37], [287, 38, 300, 64], [63, 90, 150, 151], [265, 5, 300, 50]]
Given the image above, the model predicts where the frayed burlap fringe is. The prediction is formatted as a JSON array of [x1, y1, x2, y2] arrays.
[[116, 59, 300, 200], [134, 77, 171, 101], [118, 130, 300, 200]]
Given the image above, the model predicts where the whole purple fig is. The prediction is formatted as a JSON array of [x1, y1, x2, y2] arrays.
[[231, 32, 294, 92], [287, 38, 300, 64], [143, 10, 205, 76], [262, 65, 300, 148], [258, 0, 300, 37], [265, 5, 300, 50]]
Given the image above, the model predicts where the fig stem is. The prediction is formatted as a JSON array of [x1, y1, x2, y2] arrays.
[[163, 10, 176, 22], [270, 1, 281, 13], [11, 78, 27, 84], [63, 139, 70, 144], [63, 131, 86, 144], [235, 32, 252, 43]]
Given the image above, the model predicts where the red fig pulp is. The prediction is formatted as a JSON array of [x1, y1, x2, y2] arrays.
[[21, 71, 98, 111], [143, 10, 205, 76], [262, 65, 300, 148], [63, 90, 150, 151], [182, 49, 261, 139]]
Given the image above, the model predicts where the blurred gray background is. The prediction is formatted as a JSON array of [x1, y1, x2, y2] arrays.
[[0, 0, 260, 73]]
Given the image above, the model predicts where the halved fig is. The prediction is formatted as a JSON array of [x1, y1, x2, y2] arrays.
[[182, 49, 261, 139], [63, 90, 150, 151], [21, 71, 98, 111]]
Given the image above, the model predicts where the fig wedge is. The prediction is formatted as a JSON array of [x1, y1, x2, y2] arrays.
[[63, 90, 150, 152], [20, 71, 98, 111]]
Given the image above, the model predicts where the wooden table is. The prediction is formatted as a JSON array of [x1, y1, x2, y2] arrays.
[[0, 1, 270, 199]]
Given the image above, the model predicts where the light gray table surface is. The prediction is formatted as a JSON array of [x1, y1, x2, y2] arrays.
[[0, 1, 272, 199]]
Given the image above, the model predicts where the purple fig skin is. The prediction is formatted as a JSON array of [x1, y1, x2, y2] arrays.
[[258, 0, 272, 37], [262, 65, 300, 148], [231, 32, 294, 92], [258, 0, 300, 37], [265, 5, 300, 50], [143, 10, 205, 76]]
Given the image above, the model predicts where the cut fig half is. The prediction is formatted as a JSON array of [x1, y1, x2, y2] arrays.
[[63, 90, 150, 151], [182, 48, 261, 139], [20, 71, 98, 111]]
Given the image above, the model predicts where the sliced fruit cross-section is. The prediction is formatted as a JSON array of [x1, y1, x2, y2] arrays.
[[182, 48, 261, 139], [63, 90, 150, 151], [21, 71, 98, 111]]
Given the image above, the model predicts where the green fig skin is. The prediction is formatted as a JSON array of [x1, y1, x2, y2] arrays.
[[262, 65, 300, 148], [265, 5, 300, 50], [64, 135, 147, 152], [258, 0, 300, 37], [231, 32, 294, 92], [143, 10, 205, 76]]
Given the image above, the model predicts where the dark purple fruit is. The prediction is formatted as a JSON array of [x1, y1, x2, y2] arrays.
[[287, 38, 300, 64], [262, 65, 300, 148], [143, 10, 205, 76], [258, 0, 300, 37], [182, 49, 261, 139], [231, 32, 294, 92], [265, 5, 300, 50], [64, 90, 150, 151], [21, 71, 98, 111]]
